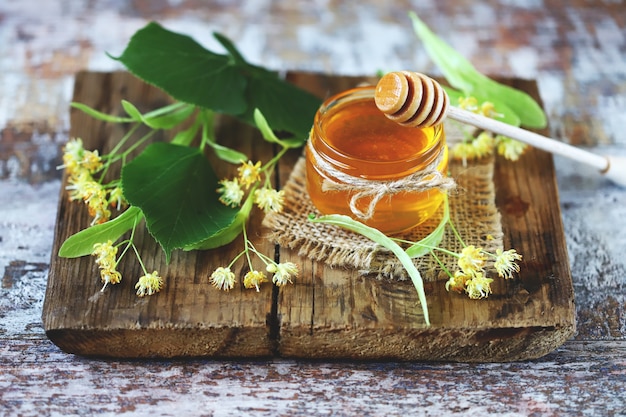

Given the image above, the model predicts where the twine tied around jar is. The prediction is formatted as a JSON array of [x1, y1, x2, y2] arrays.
[[306, 140, 456, 220]]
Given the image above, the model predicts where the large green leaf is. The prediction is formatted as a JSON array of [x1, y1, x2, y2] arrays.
[[58, 206, 144, 258], [112, 22, 321, 139], [183, 194, 253, 251], [409, 12, 546, 129], [111, 22, 246, 115], [121, 142, 239, 262]]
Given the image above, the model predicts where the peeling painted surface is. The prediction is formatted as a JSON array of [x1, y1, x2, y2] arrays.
[[1, 0, 625, 149], [0, 339, 624, 416], [555, 151, 626, 340], [0, 180, 59, 337], [1, 0, 625, 415]]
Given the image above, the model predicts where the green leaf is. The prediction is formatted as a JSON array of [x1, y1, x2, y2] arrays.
[[409, 12, 546, 129], [244, 70, 320, 140], [70, 102, 134, 123], [171, 117, 201, 146], [121, 100, 144, 122], [253, 109, 304, 148], [121, 100, 195, 130], [310, 214, 430, 326], [406, 195, 449, 258], [409, 12, 476, 92], [143, 103, 194, 129], [112, 22, 322, 139], [111, 22, 247, 115], [213, 32, 247, 65], [199, 110, 248, 164], [58, 206, 143, 258], [473, 80, 546, 128], [121, 142, 239, 262], [183, 193, 253, 251]]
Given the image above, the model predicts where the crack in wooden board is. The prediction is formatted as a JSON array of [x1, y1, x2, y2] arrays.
[[42, 71, 575, 361]]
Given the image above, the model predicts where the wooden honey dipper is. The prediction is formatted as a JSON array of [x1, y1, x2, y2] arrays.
[[375, 71, 626, 187]]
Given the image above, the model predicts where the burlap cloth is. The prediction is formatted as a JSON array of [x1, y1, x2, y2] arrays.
[[262, 122, 503, 282]]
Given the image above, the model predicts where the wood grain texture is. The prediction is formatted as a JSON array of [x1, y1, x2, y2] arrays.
[[43, 72, 276, 358], [277, 74, 575, 362], [2, 1, 625, 415], [43, 71, 575, 361]]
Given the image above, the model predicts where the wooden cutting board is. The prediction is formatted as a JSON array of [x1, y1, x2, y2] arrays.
[[43, 71, 575, 362]]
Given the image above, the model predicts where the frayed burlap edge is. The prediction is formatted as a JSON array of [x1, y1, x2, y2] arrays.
[[262, 125, 503, 282]]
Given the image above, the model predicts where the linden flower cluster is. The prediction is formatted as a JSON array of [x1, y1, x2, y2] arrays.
[[444, 244, 522, 299], [92, 240, 122, 290], [450, 97, 528, 164], [61, 138, 126, 225], [90, 239, 164, 297], [210, 260, 299, 292], [217, 160, 285, 213], [210, 159, 297, 292], [62, 138, 163, 297]]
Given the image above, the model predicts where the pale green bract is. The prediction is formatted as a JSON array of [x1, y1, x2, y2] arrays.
[[254, 109, 304, 149], [405, 195, 449, 258], [198, 109, 248, 164], [58, 206, 143, 258], [409, 11, 547, 129], [309, 214, 431, 326]]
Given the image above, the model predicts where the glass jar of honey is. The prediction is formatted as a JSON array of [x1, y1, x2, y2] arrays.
[[305, 86, 451, 234]]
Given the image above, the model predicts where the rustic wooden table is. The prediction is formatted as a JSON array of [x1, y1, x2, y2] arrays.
[[1, 1, 625, 415]]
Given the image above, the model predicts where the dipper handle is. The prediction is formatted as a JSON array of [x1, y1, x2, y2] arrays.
[[374, 71, 624, 187]]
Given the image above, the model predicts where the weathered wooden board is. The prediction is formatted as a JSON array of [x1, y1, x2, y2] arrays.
[[42, 71, 575, 361]]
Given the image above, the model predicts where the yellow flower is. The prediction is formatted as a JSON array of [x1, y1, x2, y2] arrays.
[[81, 149, 102, 173], [494, 248, 522, 279], [479, 101, 503, 119], [451, 133, 494, 162], [92, 240, 122, 290], [445, 271, 467, 293], [267, 262, 298, 286], [135, 271, 164, 297], [66, 172, 111, 224], [458, 245, 486, 275], [108, 186, 127, 210], [61, 138, 85, 175], [458, 96, 478, 112], [472, 132, 495, 158], [66, 170, 97, 201], [254, 187, 285, 213], [100, 269, 122, 289], [210, 266, 236, 291], [237, 160, 262, 189], [217, 178, 244, 207], [93, 240, 117, 267], [87, 189, 111, 225], [243, 270, 268, 292], [61, 138, 103, 176], [496, 136, 528, 161], [464, 272, 494, 299], [451, 141, 477, 161]]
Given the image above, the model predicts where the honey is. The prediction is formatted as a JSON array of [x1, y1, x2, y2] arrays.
[[306, 86, 450, 234]]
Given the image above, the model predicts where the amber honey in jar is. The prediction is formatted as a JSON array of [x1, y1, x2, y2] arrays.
[[305, 86, 450, 234]]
